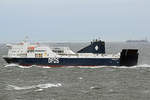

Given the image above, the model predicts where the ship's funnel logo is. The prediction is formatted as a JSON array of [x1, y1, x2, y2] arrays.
[[95, 45, 99, 51]]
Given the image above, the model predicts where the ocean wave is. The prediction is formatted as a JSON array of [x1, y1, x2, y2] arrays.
[[111, 64, 150, 69], [77, 64, 150, 69], [77, 66, 110, 69], [6, 83, 62, 91], [4, 64, 32, 68], [4, 64, 19, 67], [136, 64, 150, 68], [36, 65, 52, 69], [18, 65, 33, 68], [4, 64, 150, 69]]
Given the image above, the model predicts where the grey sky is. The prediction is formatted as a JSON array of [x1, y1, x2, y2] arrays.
[[0, 0, 150, 42]]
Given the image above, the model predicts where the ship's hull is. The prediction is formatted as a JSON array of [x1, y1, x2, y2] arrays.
[[3, 57, 120, 67], [3, 49, 139, 67]]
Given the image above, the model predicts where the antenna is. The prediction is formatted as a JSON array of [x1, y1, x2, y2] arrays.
[[98, 37, 101, 41], [24, 36, 29, 43]]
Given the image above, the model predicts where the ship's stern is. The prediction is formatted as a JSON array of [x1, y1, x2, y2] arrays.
[[120, 49, 139, 66]]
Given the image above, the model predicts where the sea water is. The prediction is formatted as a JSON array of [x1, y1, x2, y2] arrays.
[[0, 42, 150, 100]]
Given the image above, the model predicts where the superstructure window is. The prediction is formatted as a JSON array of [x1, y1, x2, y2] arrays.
[[35, 50, 46, 52], [52, 50, 64, 54], [27, 50, 34, 53]]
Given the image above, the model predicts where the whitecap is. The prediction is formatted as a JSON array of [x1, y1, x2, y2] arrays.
[[36, 83, 62, 89], [4, 63, 32, 68], [90, 86, 101, 90], [4, 64, 19, 67], [64, 66, 76, 68], [36, 65, 52, 68], [77, 66, 120, 69], [34, 89, 43, 92], [6, 83, 62, 91], [77, 64, 150, 69], [77, 66, 107, 69], [78, 77, 83, 80], [6, 85, 33, 90], [17, 65, 32, 68], [110, 66, 137, 69], [114, 64, 150, 69], [137, 64, 150, 68]]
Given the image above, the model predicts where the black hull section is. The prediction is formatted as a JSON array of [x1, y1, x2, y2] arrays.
[[3, 57, 120, 67], [120, 49, 139, 66]]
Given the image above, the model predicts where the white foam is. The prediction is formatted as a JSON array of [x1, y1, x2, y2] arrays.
[[37, 66, 52, 68], [18, 65, 32, 68], [77, 66, 101, 69], [110, 66, 137, 69], [34, 89, 43, 92], [114, 64, 150, 69], [4, 64, 18, 67], [6, 83, 62, 91], [6, 85, 32, 90], [36, 83, 62, 89], [63, 66, 76, 68], [77, 66, 116, 69], [137, 64, 150, 68], [77, 64, 150, 69], [78, 77, 83, 80], [5, 64, 150, 69], [4, 64, 32, 68]]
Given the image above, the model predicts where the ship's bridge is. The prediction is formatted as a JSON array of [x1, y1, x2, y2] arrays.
[[7, 41, 58, 58], [7, 42, 30, 57], [27, 46, 57, 58]]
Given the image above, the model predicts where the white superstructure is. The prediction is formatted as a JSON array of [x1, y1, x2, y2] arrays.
[[5, 41, 120, 59]]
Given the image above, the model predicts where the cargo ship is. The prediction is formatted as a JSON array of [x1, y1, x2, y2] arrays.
[[3, 39, 139, 67], [126, 38, 149, 43]]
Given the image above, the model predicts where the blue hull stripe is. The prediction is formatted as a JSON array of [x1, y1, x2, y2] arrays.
[[4, 58, 120, 66]]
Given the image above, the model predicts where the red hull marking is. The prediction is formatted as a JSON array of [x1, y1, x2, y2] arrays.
[[20, 64, 98, 68]]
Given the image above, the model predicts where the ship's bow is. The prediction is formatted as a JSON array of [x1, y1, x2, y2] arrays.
[[3, 56, 14, 64]]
